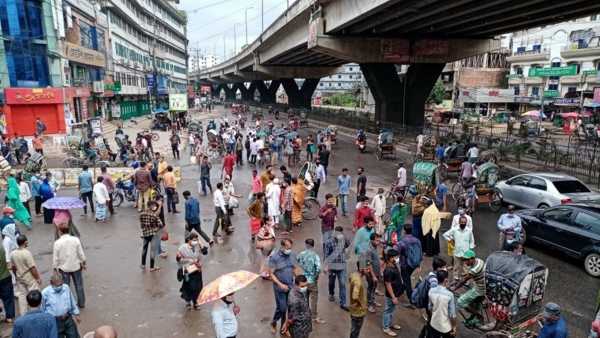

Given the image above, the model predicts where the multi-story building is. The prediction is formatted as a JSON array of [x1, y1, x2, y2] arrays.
[[316, 63, 363, 96], [189, 54, 218, 73], [105, 0, 187, 119], [506, 15, 600, 113]]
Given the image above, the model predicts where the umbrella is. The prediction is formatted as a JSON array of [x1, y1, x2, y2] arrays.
[[42, 197, 85, 210], [197, 270, 259, 305]]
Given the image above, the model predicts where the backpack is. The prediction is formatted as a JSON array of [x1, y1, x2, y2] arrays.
[[405, 239, 423, 269], [411, 277, 431, 308]]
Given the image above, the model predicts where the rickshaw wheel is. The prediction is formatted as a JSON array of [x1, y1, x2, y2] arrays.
[[303, 198, 320, 220], [376, 149, 382, 160], [151, 133, 159, 142], [450, 182, 463, 201]]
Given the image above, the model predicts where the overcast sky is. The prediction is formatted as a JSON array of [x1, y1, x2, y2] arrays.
[[179, 0, 291, 62]]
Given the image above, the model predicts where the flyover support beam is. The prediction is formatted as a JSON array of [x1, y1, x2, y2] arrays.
[[360, 63, 445, 127], [233, 82, 256, 101], [255, 80, 281, 105], [216, 84, 236, 101], [281, 78, 319, 109]]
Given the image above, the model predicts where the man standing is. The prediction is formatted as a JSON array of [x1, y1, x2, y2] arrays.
[[30, 172, 42, 216], [349, 261, 368, 338], [497, 205, 523, 250], [265, 178, 282, 227], [356, 167, 367, 199], [41, 273, 81, 338], [170, 131, 181, 160], [198, 156, 213, 196], [260, 165, 273, 192], [318, 145, 330, 176], [53, 224, 86, 309], [397, 162, 407, 196], [222, 151, 236, 179], [0, 244, 15, 323], [382, 249, 403, 337], [212, 182, 231, 240], [35, 117, 47, 136], [163, 166, 178, 213], [297, 239, 325, 324], [32, 134, 44, 155], [538, 302, 568, 338], [133, 162, 155, 212], [337, 168, 351, 217], [268, 239, 299, 335], [466, 144, 479, 163], [284, 275, 313, 338], [183, 191, 213, 245], [443, 216, 475, 280], [313, 160, 326, 198], [139, 201, 162, 271], [78, 165, 94, 216], [11, 290, 57, 338], [359, 233, 382, 314], [11, 235, 41, 315], [428, 270, 457, 338], [323, 226, 350, 311], [396, 224, 422, 305], [281, 180, 293, 233], [370, 189, 386, 234], [353, 217, 375, 256], [93, 177, 110, 222], [319, 194, 337, 251], [211, 293, 239, 338], [100, 166, 116, 216], [460, 159, 473, 186]]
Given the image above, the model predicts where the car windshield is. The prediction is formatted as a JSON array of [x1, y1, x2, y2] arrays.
[[552, 180, 591, 194]]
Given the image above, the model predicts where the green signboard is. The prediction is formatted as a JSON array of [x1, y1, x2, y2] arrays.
[[528, 64, 577, 77], [104, 81, 121, 92], [543, 90, 559, 97], [583, 69, 598, 76]]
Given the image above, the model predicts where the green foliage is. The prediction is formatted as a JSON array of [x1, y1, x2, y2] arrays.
[[427, 79, 446, 105], [322, 93, 359, 107]]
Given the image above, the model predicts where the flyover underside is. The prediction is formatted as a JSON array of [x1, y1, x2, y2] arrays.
[[327, 0, 600, 38]]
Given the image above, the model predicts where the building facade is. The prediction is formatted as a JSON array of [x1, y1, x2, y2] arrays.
[[188, 54, 218, 73], [316, 63, 363, 96], [506, 15, 600, 113], [105, 0, 187, 119]]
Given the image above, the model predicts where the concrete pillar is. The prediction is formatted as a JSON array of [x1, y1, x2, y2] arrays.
[[217, 84, 236, 101], [360, 63, 444, 127], [255, 80, 280, 104], [281, 78, 319, 109]]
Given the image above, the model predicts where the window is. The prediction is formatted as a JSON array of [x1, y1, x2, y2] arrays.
[[597, 62, 600, 71], [508, 176, 529, 187], [567, 87, 577, 94], [574, 212, 600, 234], [551, 61, 561, 67], [592, 14, 598, 21], [527, 177, 547, 191], [515, 66, 523, 75], [349, 67, 353, 71], [79, 21, 93, 49], [319, 83, 323, 87], [337, 75, 341, 79], [513, 86, 520, 96], [552, 180, 591, 193], [548, 84, 558, 90], [531, 87, 540, 97], [338, 83, 341, 87], [96, 29, 105, 52], [543, 207, 573, 223]]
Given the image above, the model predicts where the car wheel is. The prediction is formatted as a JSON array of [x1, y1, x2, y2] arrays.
[[537, 203, 549, 209], [585, 253, 600, 277]]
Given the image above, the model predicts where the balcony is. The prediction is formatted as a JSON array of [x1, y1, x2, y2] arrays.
[[524, 77, 544, 85], [560, 75, 582, 84], [561, 44, 600, 59], [506, 49, 550, 63], [507, 75, 544, 85]]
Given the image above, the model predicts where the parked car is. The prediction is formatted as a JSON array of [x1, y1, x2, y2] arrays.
[[494, 173, 600, 209], [517, 204, 600, 277]]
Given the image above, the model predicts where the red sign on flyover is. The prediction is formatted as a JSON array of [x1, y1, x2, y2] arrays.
[[5, 88, 65, 105]]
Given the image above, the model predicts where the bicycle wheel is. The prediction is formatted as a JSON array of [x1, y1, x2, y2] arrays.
[[151, 133, 159, 142], [303, 198, 320, 220]]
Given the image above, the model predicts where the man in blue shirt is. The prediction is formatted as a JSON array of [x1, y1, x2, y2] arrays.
[[78, 165, 94, 215], [12, 290, 57, 338], [538, 302, 568, 338], [30, 173, 42, 216], [183, 191, 213, 246], [268, 238, 299, 335], [297, 238, 325, 324], [337, 168, 351, 216], [41, 273, 81, 338]]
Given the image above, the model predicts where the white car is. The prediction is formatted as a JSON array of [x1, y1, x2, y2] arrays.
[[495, 173, 600, 209]]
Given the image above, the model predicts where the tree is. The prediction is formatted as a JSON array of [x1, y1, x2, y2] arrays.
[[427, 79, 446, 105]]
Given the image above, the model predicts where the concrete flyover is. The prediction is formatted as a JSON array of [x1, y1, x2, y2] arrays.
[[190, 0, 600, 126]]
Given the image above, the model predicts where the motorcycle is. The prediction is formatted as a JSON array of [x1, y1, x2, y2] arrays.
[[356, 137, 367, 153], [113, 177, 136, 207]]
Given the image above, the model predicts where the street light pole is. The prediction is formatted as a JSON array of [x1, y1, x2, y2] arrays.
[[245, 7, 253, 46], [261, 0, 264, 33], [234, 24, 237, 55]]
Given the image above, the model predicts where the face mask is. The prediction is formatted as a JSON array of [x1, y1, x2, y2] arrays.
[[283, 249, 292, 255], [52, 285, 63, 293], [191, 240, 199, 246], [336, 234, 344, 241], [459, 224, 467, 229], [507, 214, 514, 218], [299, 286, 308, 293], [394, 257, 400, 265]]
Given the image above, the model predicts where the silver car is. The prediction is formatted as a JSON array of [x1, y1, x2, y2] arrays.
[[495, 173, 600, 209]]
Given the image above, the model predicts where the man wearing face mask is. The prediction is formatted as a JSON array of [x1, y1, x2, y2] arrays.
[[497, 205, 523, 250], [41, 272, 81, 338], [538, 302, 568, 338], [354, 216, 376, 256], [283, 274, 312, 338], [359, 233, 382, 313], [443, 216, 475, 280], [324, 226, 350, 312], [211, 292, 239, 338], [382, 249, 404, 337], [268, 238, 300, 335]]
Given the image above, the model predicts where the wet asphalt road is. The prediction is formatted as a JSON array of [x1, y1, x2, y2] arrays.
[[20, 106, 598, 338]]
